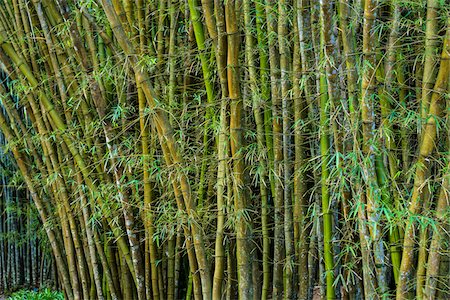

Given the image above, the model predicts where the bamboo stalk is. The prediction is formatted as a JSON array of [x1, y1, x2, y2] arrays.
[[243, 1, 270, 298], [397, 21, 449, 299], [420, 0, 440, 119], [360, 0, 389, 295]]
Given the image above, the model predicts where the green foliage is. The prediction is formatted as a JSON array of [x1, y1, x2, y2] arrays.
[[8, 289, 64, 300]]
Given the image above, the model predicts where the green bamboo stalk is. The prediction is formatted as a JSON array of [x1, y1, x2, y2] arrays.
[[319, 72, 336, 300], [318, 1, 337, 298], [254, 0, 274, 199], [243, 1, 270, 298], [186, 0, 216, 209]]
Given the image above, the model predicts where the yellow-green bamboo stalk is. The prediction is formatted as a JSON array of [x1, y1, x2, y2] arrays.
[[211, 1, 229, 298], [397, 22, 449, 299], [319, 1, 338, 298], [226, 1, 252, 298], [424, 163, 450, 299], [138, 83, 160, 300], [420, 0, 440, 119], [377, 0, 404, 283], [264, 0, 284, 296]]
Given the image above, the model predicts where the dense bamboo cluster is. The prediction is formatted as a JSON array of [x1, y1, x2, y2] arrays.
[[0, 0, 449, 299], [0, 129, 56, 292]]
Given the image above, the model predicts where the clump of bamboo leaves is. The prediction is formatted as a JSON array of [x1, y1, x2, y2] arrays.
[[0, 0, 448, 299]]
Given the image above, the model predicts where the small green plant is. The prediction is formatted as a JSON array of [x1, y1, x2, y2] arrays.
[[7, 289, 64, 300]]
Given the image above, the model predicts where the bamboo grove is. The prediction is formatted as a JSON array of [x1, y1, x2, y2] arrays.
[[0, 0, 448, 299], [0, 129, 57, 292]]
